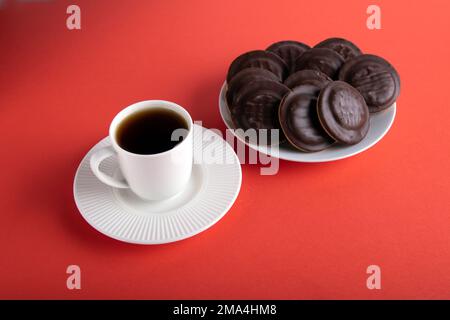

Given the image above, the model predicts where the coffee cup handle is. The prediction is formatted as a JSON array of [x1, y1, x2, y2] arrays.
[[90, 146, 129, 189]]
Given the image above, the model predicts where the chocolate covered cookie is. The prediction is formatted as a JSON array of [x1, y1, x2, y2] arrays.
[[339, 54, 400, 113], [226, 68, 280, 107], [315, 38, 362, 61], [231, 80, 290, 141], [279, 83, 335, 152], [266, 40, 310, 72], [227, 50, 288, 83], [284, 69, 332, 89], [294, 48, 345, 79], [318, 81, 369, 145]]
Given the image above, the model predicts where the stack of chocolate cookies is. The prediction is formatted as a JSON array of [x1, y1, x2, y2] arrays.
[[226, 38, 400, 152]]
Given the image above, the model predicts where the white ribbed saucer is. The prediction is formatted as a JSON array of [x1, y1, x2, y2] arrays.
[[73, 124, 242, 244]]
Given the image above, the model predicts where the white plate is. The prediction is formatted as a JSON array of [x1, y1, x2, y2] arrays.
[[73, 124, 242, 244], [219, 82, 396, 162]]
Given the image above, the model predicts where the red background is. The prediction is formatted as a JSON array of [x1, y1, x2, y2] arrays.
[[1, 0, 449, 299]]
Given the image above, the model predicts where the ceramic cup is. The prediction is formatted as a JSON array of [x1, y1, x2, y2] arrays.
[[90, 100, 193, 201]]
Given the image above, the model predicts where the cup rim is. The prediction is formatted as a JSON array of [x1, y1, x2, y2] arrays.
[[109, 100, 193, 158]]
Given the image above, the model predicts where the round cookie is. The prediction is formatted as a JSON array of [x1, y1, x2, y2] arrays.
[[284, 69, 332, 89], [294, 48, 345, 79], [315, 38, 362, 61], [339, 54, 400, 113], [266, 40, 310, 72], [231, 80, 290, 144], [317, 81, 369, 145], [227, 50, 288, 83], [226, 68, 280, 107], [279, 84, 335, 152]]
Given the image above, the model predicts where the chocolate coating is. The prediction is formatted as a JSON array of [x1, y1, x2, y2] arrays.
[[266, 40, 310, 72], [284, 69, 332, 89], [227, 50, 288, 83], [339, 54, 400, 113], [294, 48, 345, 79], [226, 68, 280, 107], [231, 80, 290, 142], [315, 38, 362, 61], [279, 84, 335, 152], [318, 81, 369, 145]]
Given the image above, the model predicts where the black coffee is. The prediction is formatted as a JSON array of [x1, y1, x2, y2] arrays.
[[116, 108, 189, 155]]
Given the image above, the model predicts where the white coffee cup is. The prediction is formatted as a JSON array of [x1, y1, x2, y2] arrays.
[[90, 100, 193, 201]]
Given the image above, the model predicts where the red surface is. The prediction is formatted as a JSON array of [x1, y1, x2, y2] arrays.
[[0, 0, 449, 299]]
